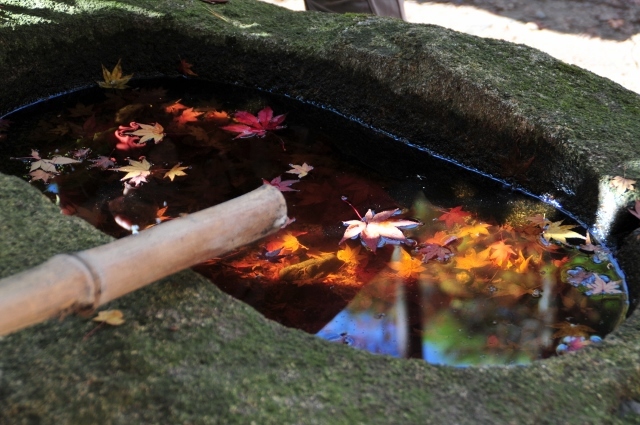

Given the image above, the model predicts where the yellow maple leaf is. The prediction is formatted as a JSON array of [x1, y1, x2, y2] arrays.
[[164, 163, 189, 181], [93, 309, 125, 326], [336, 244, 367, 267], [115, 158, 152, 181], [388, 249, 426, 279], [98, 59, 133, 89], [514, 250, 534, 273], [542, 220, 586, 245], [456, 222, 490, 238], [130, 122, 165, 144], [453, 248, 491, 270]]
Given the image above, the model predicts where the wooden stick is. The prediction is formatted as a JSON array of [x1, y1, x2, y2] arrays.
[[0, 185, 287, 336]]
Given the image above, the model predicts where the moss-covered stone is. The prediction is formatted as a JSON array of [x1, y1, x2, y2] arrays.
[[2, 0, 640, 423]]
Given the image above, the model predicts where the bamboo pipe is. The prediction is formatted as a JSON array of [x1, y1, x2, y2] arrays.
[[0, 184, 287, 336]]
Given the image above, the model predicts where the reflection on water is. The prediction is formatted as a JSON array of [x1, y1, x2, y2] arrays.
[[317, 194, 628, 366]]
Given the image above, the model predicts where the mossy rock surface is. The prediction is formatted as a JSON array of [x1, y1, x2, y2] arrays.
[[2, 1, 640, 424]]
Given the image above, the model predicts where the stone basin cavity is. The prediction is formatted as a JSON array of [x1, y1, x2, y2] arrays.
[[1, 76, 631, 367], [2, 0, 640, 423]]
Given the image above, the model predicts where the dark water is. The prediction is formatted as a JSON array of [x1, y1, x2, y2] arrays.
[[0, 78, 628, 366]]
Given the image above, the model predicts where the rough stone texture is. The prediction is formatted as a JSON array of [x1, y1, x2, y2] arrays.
[[1, 0, 640, 424]]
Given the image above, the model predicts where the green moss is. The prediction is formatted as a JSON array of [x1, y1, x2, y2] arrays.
[[2, 0, 640, 423]]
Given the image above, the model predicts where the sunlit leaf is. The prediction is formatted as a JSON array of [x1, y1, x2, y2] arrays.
[[542, 220, 586, 245], [339, 208, 420, 253], [93, 309, 125, 326]]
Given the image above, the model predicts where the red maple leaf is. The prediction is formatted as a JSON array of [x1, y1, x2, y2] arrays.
[[416, 243, 452, 262], [221, 107, 286, 139], [262, 176, 299, 192], [438, 206, 471, 227]]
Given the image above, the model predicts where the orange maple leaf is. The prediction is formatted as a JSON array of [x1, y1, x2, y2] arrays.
[[164, 100, 188, 114], [388, 248, 426, 279], [336, 244, 368, 268], [489, 240, 516, 267], [174, 107, 203, 126], [453, 248, 491, 270], [424, 231, 457, 246]]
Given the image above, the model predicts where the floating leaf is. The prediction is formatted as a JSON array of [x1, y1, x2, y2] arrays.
[[114, 158, 152, 182], [164, 163, 189, 181], [286, 163, 314, 178], [128, 122, 165, 144], [98, 59, 133, 89], [339, 208, 420, 253], [542, 220, 586, 245], [221, 106, 286, 139]]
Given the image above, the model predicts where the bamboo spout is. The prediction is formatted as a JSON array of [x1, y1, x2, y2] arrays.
[[0, 184, 287, 336]]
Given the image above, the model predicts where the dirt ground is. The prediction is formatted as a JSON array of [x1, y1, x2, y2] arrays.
[[259, 0, 640, 94]]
